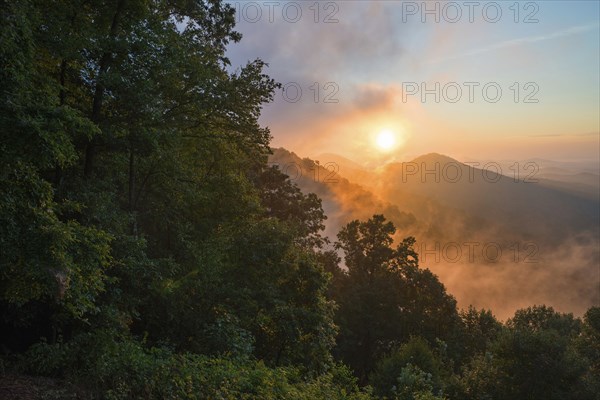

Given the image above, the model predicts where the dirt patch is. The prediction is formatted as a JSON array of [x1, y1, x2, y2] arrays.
[[0, 374, 89, 400]]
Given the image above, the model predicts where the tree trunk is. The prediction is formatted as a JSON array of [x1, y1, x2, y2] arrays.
[[128, 145, 138, 236]]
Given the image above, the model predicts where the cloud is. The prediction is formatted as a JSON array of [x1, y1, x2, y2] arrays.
[[428, 231, 600, 320], [528, 131, 600, 138], [227, 1, 407, 83], [430, 23, 600, 64]]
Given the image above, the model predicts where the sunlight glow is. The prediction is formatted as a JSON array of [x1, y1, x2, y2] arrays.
[[376, 129, 397, 152]]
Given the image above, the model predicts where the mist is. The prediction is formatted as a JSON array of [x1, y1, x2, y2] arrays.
[[270, 148, 600, 319]]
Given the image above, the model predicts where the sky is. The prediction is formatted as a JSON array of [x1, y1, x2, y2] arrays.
[[225, 1, 600, 164]]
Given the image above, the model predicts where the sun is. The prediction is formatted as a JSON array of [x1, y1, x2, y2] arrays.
[[375, 129, 397, 152]]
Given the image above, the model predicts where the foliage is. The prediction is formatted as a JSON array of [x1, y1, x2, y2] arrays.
[[332, 215, 462, 381], [22, 332, 372, 400], [458, 306, 597, 400], [456, 306, 502, 363], [370, 337, 447, 399]]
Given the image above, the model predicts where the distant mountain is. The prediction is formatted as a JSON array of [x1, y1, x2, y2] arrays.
[[536, 173, 599, 201], [269, 148, 417, 240], [313, 153, 375, 188], [463, 157, 600, 201], [409, 153, 461, 165], [270, 149, 599, 244], [269, 148, 600, 319], [377, 153, 600, 242], [314, 153, 365, 170]]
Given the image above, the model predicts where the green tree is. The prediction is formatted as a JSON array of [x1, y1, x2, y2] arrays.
[[576, 307, 600, 396], [225, 218, 337, 371], [0, 0, 113, 348], [371, 337, 448, 399], [460, 306, 593, 400], [332, 215, 461, 382], [457, 306, 502, 363]]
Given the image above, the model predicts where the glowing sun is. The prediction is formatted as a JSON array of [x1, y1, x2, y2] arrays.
[[375, 129, 397, 152]]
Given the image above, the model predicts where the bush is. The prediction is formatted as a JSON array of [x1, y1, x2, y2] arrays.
[[20, 332, 373, 399], [370, 337, 446, 399]]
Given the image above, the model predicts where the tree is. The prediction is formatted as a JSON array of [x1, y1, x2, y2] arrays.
[[224, 218, 337, 371], [3, 1, 343, 398], [370, 337, 447, 399], [0, 0, 113, 349], [456, 306, 502, 363], [332, 215, 461, 382], [576, 307, 600, 396], [0, 0, 296, 363], [460, 306, 593, 400], [255, 166, 327, 249]]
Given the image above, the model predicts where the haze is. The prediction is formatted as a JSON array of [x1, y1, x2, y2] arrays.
[[227, 1, 600, 319]]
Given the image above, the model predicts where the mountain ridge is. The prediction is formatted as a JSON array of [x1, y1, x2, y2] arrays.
[[269, 147, 600, 319]]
